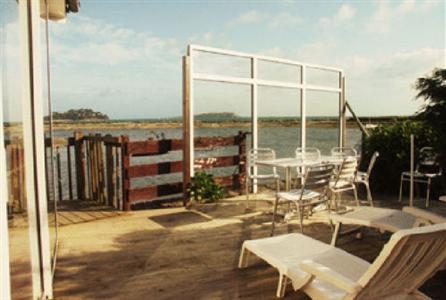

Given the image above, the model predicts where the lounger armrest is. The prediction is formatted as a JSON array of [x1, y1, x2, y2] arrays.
[[299, 260, 362, 294], [403, 206, 446, 224]]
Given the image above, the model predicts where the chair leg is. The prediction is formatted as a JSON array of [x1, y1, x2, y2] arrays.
[[276, 274, 288, 298], [298, 206, 304, 233], [426, 178, 431, 208], [353, 186, 359, 206], [271, 195, 279, 236], [245, 177, 250, 201], [399, 175, 404, 203], [365, 182, 374, 207], [331, 222, 342, 246]]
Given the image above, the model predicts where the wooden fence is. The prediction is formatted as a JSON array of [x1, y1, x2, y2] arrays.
[[121, 131, 247, 211], [5, 131, 247, 212]]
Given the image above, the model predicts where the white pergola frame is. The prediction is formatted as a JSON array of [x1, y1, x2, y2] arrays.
[[183, 44, 346, 189]]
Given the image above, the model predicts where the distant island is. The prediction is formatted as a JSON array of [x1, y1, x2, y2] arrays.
[[48, 108, 109, 121], [4, 110, 412, 134]]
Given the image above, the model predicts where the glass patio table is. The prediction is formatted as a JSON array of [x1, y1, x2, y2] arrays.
[[255, 155, 344, 191]]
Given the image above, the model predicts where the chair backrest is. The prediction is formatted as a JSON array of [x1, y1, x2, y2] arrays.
[[366, 151, 380, 177], [246, 148, 277, 177], [333, 157, 358, 186], [331, 147, 358, 159], [416, 147, 442, 175], [295, 147, 321, 162], [353, 224, 446, 300], [301, 164, 334, 197]]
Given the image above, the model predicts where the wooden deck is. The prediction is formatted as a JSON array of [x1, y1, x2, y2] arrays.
[[10, 195, 446, 299]]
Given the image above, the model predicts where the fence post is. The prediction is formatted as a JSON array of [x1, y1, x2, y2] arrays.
[[74, 131, 86, 200], [238, 131, 247, 192], [56, 147, 63, 202], [67, 143, 73, 200], [121, 135, 130, 211], [182, 55, 191, 206], [105, 136, 114, 207]]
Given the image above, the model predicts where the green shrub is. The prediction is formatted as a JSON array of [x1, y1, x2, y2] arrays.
[[361, 120, 436, 194], [187, 171, 224, 203]]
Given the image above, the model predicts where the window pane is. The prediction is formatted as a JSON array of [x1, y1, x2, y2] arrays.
[[1, 2, 33, 299]]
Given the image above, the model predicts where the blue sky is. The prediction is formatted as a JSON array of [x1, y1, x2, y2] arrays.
[[16, 0, 446, 119]]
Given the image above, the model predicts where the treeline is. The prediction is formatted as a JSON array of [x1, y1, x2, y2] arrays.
[[48, 109, 109, 121]]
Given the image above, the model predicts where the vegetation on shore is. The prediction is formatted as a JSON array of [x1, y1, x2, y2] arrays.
[[362, 68, 445, 196], [48, 108, 109, 121]]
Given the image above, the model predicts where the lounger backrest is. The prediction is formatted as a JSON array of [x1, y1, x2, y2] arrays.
[[353, 224, 446, 300]]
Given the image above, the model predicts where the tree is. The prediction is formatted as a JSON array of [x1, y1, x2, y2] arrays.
[[415, 68, 446, 187]]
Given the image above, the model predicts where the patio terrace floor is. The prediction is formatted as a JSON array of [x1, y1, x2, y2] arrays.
[[11, 195, 446, 299]]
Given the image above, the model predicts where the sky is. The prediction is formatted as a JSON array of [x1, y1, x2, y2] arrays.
[[2, 0, 446, 119]]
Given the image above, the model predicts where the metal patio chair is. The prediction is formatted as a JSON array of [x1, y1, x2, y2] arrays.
[[294, 147, 321, 184], [245, 148, 280, 200], [354, 151, 379, 206], [331, 147, 358, 159], [330, 157, 359, 210], [399, 147, 443, 207], [272, 164, 334, 234]]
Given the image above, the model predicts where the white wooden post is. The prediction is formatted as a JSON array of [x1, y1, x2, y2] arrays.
[[187, 45, 195, 177], [251, 57, 258, 192], [20, 0, 53, 298], [410, 134, 414, 207], [300, 65, 306, 149], [339, 74, 346, 148], [0, 49, 11, 300]]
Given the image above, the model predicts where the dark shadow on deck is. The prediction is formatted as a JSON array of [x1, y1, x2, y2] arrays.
[[149, 211, 211, 228]]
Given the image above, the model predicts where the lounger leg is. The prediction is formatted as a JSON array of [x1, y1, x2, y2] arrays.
[[277, 274, 288, 298], [399, 175, 404, 203], [426, 178, 431, 208], [298, 206, 304, 233], [331, 222, 341, 246], [271, 195, 279, 236], [238, 246, 250, 268]]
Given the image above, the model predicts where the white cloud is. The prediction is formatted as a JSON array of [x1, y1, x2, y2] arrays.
[[365, 0, 438, 34], [226, 10, 303, 30], [268, 12, 303, 29], [51, 15, 181, 68], [226, 10, 265, 28], [319, 4, 356, 29]]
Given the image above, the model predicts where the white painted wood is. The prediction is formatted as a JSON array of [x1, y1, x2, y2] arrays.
[[339, 74, 345, 148], [301, 66, 306, 149], [410, 135, 414, 207], [193, 72, 342, 93], [0, 40, 11, 300], [189, 44, 343, 72], [187, 44, 345, 189], [187, 45, 195, 177], [20, 0, 53, 298], [251, 57, 258, 192]]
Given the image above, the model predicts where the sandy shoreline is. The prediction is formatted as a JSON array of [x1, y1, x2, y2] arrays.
[[4, 120, 361, 134]]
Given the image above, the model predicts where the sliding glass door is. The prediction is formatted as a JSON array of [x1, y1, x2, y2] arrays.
[[1, 1, 53, 299]]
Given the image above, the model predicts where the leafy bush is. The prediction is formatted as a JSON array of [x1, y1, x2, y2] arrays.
[[361, 121, 436, 194], [187, 171, 224, 203]]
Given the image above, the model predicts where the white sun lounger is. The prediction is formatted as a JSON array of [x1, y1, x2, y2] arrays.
[[330, 206, 446, 246], [239, 224, 446, 299]]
